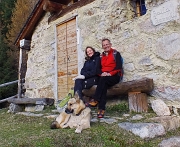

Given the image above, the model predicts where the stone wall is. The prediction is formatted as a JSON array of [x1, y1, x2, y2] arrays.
[[25, 13, 56, 98], [24, 0, 180, 103]]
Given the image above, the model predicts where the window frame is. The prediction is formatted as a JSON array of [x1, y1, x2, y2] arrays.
[[131, 0, 147, 17]]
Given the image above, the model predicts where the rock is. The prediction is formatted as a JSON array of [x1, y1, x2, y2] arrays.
[[25, 104, 44, 112], [123, 114, 130, 117], [91, 118, 98, 123], [130, 114, 144, 120], [51, 109, 59, 113], [150, 116, 180, 131], [16, 112, 44, 117], [112, 116, 124, 120], [118, 122, 165, 139], [151, 99, 171, 116], [8, 103, 24, 113], [158, 136, 180, 147], [56, 104, 67, 113], [100, 118, 118, 124]]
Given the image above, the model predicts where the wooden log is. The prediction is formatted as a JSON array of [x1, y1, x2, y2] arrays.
[[82, 78, 154, 97], [128, 92, 148, 113], [43, 0, 66, 13], [8, 98, 54, 105]]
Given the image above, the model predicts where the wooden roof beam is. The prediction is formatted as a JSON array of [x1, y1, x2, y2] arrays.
[[43, 0, 66, 13], [49, 0, 72, 5]]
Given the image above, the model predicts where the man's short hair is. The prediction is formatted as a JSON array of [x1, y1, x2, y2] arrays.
[[102, 38, 111, 44]]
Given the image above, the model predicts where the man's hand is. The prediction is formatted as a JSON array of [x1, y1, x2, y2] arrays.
[[72, 75, 85, 80], [101, 72, 111, 76]]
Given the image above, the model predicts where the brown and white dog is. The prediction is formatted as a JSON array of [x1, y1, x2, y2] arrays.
[[50, 92, 91, 133]]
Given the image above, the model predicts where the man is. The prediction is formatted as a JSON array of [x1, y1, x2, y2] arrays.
[[86, 38, 123, 118]]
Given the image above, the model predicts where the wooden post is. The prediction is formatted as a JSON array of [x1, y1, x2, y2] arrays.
[[18, 48, 23, 99], [128, 92, 148, 113]]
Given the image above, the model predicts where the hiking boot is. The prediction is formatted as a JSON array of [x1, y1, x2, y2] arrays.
[[86, 99, 98, 107], [97, 109, 105, 118]]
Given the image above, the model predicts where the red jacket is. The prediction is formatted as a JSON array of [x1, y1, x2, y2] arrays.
[[101, 48, 121, 76]]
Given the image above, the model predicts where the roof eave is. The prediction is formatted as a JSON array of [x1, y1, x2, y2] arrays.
[[14, 0, 45, 47]]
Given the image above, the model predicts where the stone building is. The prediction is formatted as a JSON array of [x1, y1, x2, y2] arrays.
[[15, 0, 180, 104]]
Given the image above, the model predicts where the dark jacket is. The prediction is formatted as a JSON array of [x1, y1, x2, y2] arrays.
[[81, 52, 101, 79]]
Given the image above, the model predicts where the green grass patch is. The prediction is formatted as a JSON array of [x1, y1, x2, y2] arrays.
[[0, 104, 180, 147]]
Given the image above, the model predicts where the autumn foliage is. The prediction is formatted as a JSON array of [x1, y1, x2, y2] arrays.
[[7, 0, 38, 48], [0, 0, 37, 99]]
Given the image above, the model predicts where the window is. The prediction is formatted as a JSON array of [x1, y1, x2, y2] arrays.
[[132, 0, 147, 17]]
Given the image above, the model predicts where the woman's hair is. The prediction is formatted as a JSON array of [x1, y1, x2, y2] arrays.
[[85, 46, 95, 57]]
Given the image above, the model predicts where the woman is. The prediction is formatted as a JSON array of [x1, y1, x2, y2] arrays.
[[86, 38, 122, 118], [73, 46, 101, 101]]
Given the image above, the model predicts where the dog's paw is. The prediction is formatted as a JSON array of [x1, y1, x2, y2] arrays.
[[75, 129, 82, 133]]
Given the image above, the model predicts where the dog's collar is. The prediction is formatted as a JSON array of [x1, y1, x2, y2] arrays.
[[65, 108, 73, 114], [76, 107, 86, 116]]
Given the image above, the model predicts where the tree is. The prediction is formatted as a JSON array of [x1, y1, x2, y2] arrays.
[[0, 0, 38, 99], [0, 0, 17, 98], [7, 0, 37, 48], [0, 0, 17, 39]]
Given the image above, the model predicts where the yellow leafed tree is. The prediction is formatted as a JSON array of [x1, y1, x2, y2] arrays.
[[7, 0, 38, 49], [6, 0, 38, 69]]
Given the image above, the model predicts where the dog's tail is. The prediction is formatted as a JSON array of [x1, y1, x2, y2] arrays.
[[50, 121, 60, 129]]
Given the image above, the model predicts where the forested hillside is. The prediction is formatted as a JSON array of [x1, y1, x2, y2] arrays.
[[0, 0, 17, 98], [0, 0, 37, 99]]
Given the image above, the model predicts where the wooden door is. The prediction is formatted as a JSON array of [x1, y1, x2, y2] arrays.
[[56, 19, 78, 99]]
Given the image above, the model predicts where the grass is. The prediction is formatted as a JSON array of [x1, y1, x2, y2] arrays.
[[0, 103, 180, 147]]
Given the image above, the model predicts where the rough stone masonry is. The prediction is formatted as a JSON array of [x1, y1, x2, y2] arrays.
[[24, 0, 180, 106]]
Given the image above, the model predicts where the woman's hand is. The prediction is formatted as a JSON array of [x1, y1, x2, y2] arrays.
[[72, 75, 85, 80]]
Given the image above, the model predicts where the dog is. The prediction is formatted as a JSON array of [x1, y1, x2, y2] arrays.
[[50, 92, 91, 133]]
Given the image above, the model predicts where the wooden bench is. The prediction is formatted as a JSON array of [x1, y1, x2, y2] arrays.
[[3, 97, 54, 113], [7, 97, 54, 105], [83, 78, 154, 113]]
